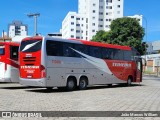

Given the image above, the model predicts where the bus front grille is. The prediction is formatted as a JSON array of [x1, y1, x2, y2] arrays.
[[23, 57, 36, 66]]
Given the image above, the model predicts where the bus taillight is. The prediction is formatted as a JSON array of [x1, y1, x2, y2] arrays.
[[40, 65, 46, 78]]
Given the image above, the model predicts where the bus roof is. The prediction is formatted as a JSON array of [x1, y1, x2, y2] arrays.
[[0, 41, 20, 46], [22, 36, 131, 51], [22, 36, 43, 41], [69, 38, 131, 51]]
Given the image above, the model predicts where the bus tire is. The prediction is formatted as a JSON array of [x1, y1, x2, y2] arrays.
[[66, 77, 76, 91], [127, 77, 132, 86], [79, 77, 88, 90]]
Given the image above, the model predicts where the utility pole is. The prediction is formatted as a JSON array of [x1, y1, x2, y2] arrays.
[[27, 13, 40, 36]]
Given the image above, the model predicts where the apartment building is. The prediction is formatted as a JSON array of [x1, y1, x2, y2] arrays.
[[62, 0, 124, 40], [8, 21, 28, 38]]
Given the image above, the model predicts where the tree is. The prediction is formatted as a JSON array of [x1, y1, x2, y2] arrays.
[[92, 17, 145, 55], [92, 30, 106, 42]]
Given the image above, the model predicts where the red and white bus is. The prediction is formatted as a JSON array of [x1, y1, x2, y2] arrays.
[[0, 41, 19, 82], [19, 36, 142, 90], [0, 36, 28, 82]]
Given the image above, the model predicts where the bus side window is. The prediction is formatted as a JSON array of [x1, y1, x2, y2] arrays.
[[10, 46, 19, 60], [63, 43, 75, 57], [0, 46, 5, 55], [112, 49, 123, 60], [74, 44, 88, 57], [102, 48, 111, 59], [46, 40, 62, 56], [89, 46, 101, 58], [123, 50, 132, 61]]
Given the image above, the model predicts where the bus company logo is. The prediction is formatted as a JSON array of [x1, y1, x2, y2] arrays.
[[21, 66, 40, 69], [113, 63, 131, 67], [25, 54, 32, 57], [52, 60, 62, 64]]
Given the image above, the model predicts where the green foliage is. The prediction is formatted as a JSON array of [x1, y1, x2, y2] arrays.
[[92, 17, 146, 55]]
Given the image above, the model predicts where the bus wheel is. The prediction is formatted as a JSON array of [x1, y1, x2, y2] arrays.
[[66, 77, 76, 91], [79, 77, 87, 90], [127, 77, 132, 86]]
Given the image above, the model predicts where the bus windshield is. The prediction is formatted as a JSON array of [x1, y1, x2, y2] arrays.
[[20, 40, 42, 53], [0, 46, 4, 55]]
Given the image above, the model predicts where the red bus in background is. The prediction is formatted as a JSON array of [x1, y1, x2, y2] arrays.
[[0, 41, 19, 82], [0, 36, 28, 82], [19, 36, 142, 90]]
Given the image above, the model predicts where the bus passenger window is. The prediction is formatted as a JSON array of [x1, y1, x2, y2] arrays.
[[0, 46, 5, 55], [74, 44, 88, 57], [89, 46, 101, 58], [102, 48, 111, 59], [10, 46, 19, 60], [123, 50, 132, 61], [63, 43, 75, 57], [112, 49, 123, 60], [46, 40, 62, 56]]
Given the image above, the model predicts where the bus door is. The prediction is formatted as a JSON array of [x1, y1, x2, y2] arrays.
[[136, 59, 142, 82], [10, 45, 19, 82], [0, 45, 5, 80]]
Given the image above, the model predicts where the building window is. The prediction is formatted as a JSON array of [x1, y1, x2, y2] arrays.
[[71, 35, 74, 38], [93, 3, 96, 6], [86, 18, 88, 23], [92, 23, 95, 26], [99, 25, 103, 27], [99, 6, 103, 9], [71, 29, 74, 31], [117, 5, 120, 8], [76, 30, 80, 33], [106, 0, 112, 3], [117, 11, 120, 14], [76, 18, 80, 20], [99, 19, 103, 21], [71, 22, 74, 25], [71, 16, 74, 18], [106, 25, 109, 28], [106, 6, 112, 9], [109, 19, 112, 21], [99, 12, 103, 15], [92, 30, 95, 32], [76, 24, 80, 26], [93, 10, 96, 13], [76, 36, 80, 39]]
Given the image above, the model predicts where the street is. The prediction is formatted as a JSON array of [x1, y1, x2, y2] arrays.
[[0, 76, 160, 120]]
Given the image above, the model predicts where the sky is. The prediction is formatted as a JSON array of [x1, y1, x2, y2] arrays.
[[0, 0, 160, 42]]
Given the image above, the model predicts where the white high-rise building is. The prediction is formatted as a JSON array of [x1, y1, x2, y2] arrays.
[[62, 0, 124, 40], [8, 21, 28, 38]]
